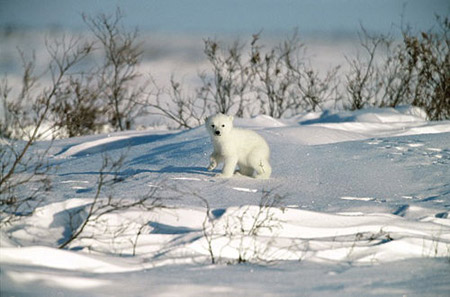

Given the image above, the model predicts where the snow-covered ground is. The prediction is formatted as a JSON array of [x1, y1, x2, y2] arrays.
[[1, 106, 450, 296]]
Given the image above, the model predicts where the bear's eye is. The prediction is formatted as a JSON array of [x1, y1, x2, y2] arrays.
[[211, 124, 215, 128], [221, 124, 225, 127]]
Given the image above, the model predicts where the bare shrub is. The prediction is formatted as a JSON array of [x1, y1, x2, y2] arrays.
[[140, 16, 449, 128], [58, 154, 165, 249], [198, 38, 254, 117], [344, 28, 383, 110], [290, 64, 341, 113], [51, 74, 105, 137], [0, 139, 52, 226], [251, 32, 340, 116], [144, 38, 255, 129], [3, 12, 448, 141], [344, 16, 450, 120], [200, 32, 339, 118], [0, 39, 93, 225], [150, 32, 340, 127], [3, 9, 149, 138], [83, 8, 146, 131], [198, 189, 286, 264], [250, 33, 301, 118], [144, 77, 208, 129], [404, 16, 450, 120], [231, 189, 285, 264]]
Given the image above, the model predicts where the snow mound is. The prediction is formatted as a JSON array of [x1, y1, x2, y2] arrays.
[[300, 106, 428, 124], [2, 202, 449, 271], [237, 114, 287, 128], [1, 246, 131, 273], [2, 106, 449, 296]]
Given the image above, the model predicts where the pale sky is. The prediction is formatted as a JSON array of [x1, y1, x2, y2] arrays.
[[0, 0, 448, 36]]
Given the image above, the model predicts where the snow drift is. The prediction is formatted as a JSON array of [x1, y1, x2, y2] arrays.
[[1, 106, 450, 296]]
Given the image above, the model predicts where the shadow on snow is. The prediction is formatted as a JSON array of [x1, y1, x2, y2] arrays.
[[54, 133, 174, 157]]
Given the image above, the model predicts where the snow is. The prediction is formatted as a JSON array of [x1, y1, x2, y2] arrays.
[[1, 107, 450, 296]]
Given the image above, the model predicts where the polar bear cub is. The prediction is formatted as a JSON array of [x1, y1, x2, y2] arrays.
[[206, 114, 271, 179]]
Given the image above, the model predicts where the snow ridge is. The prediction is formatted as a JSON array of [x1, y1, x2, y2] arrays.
[[2, 107, 450, 296]]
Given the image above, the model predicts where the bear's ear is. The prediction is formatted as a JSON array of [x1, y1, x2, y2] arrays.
[[205, 116, 209, 123], [229, 115, 234, 122]]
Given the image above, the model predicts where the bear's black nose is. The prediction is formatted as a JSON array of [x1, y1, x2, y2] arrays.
[[215, 130, 221, 136]]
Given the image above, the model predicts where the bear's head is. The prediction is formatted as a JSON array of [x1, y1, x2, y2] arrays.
[[205, 113, 234, 138]]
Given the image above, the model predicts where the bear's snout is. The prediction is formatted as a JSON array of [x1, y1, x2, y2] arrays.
[[214, 130, 221, 136]]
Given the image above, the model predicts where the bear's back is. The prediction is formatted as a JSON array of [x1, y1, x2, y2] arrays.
[[231, 128, 270, 155]]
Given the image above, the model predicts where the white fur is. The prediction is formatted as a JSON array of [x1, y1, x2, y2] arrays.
[[205, 114, 272, 179]]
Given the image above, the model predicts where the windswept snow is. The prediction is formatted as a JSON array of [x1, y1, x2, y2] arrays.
[[1, 107, 450, 296]]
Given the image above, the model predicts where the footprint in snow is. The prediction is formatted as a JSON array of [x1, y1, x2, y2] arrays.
[[368, 138, 449, 165]]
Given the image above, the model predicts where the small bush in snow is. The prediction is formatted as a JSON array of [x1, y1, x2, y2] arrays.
[[199, 189, 286, 264], [1, 12, 448, 135], [149, 32, 340, 127], [0, 40, 92, 225], [58, 154, 165, 250], [344, 16, 450, 120]]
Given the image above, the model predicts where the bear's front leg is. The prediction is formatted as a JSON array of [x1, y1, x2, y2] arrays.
[[207, 153, 221, 171], [217, 156, 238, 178], [208, 157, 217, 171]]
